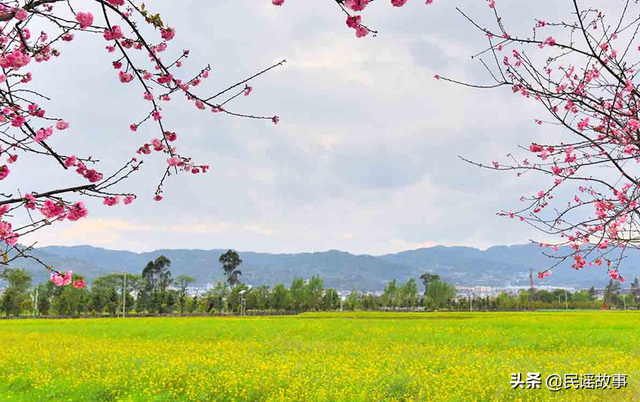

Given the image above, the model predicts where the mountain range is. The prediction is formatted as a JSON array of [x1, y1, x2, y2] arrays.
[[3, 243, 637, 290]]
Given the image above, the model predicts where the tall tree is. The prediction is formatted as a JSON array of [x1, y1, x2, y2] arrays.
[[424, 280, 457, 311], [219, 250, 243, 289], [175, 275, 196, 313], [139, 256, 172, 313]]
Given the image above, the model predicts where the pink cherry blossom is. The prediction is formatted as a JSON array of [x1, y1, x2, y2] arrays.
[[73, 279, 86, 289], [75, 12, 93, 29], [104, 26, 124, 41], [119, 71, 134, 83], [0, 165, 9, 181], [345, 0, 370, 11], [103, 196, 119, 206], [347, 15, 362, 29], [66, 202, 88, 221], [56, 120, 69, 130], [51, 270, 72, 286], [161, 28, 175, 41], [15, 9, 28, 21]]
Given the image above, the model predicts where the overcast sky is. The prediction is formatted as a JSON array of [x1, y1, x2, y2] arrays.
[[11, 0, 595, 254]]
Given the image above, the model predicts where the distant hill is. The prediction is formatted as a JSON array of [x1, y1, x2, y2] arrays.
[[3, 243, 637, 290]]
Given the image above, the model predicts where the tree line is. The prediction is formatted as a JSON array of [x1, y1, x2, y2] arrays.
[[1, 251, 637, 317]]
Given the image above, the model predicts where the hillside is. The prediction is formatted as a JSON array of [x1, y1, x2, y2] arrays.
[[3, 243, 633, 290]]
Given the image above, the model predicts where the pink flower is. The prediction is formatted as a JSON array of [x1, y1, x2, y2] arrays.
[[75, 12, 93, 29], [537, 270, 551, 279], [64, 155, 77, 168], [130, 124, 138, 132], [244, 85, 252, 96], [124, 195, 136, 205], [492, 161, 499, 168], [161, 28, 175, 41], [56, 120, 69, 130], [151, 138, 165, 151], [355, 26, 369, 38], [24, 193, 36, 210], [39, 199, 66, 219], [346, 15, 362, 29], [167, 156, 181, 166], [345, 0, 370, 11], [272, 0, 285, 5], [67, 202, 88, 221], [35, 127, 53, 142], [272, 115, 280, 125], [73, 279, 86, 289], [0, 165, 10, 181], [11, 116, 25, 127], [103, 26, 124, 41], [119, 71, 134, 83], [154, 195, 163, 201], [577, 117, 589, 131], [51, 270, 72, 286], [15, 9, 28, 21], [391, 0, 408, 6], [106, 0, 125, 6], [103, 196, 119, 206]]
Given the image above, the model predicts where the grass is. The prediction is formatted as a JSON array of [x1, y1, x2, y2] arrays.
[[0, 311, 638, 401]]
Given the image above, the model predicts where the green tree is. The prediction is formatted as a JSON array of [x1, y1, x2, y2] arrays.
[[219, 250, 243, 288], [175, 275, 196, 313], [290, 277, 307, 312], [420, 272, 440, 289], [205, 282, 229, 313], [380, 279, 398, 308], [51, 275, 89, 316], [398, 278, 419, 308], [305, 275, 324, 311], [269, 284, 292, 311], [139, 256, 172, 312], [424, 280, 456, 311], [321, 288, 340, 311], [0, 268, 32, 316], [345, 289, 361, 311]]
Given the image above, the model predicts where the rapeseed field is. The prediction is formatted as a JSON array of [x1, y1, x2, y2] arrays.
[[0, 311, 638, 401]]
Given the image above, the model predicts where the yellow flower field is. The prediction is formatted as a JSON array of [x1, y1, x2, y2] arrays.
[[0, 311, 638, 401]]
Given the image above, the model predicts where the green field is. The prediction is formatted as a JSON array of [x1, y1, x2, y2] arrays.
[[0, 311, 638, 401]]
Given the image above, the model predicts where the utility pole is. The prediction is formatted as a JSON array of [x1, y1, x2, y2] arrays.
[[122, 272, 127, 318], [33, 286, 38, 317], [529, 267, 534, 310], [564, 289, 568, 310]]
